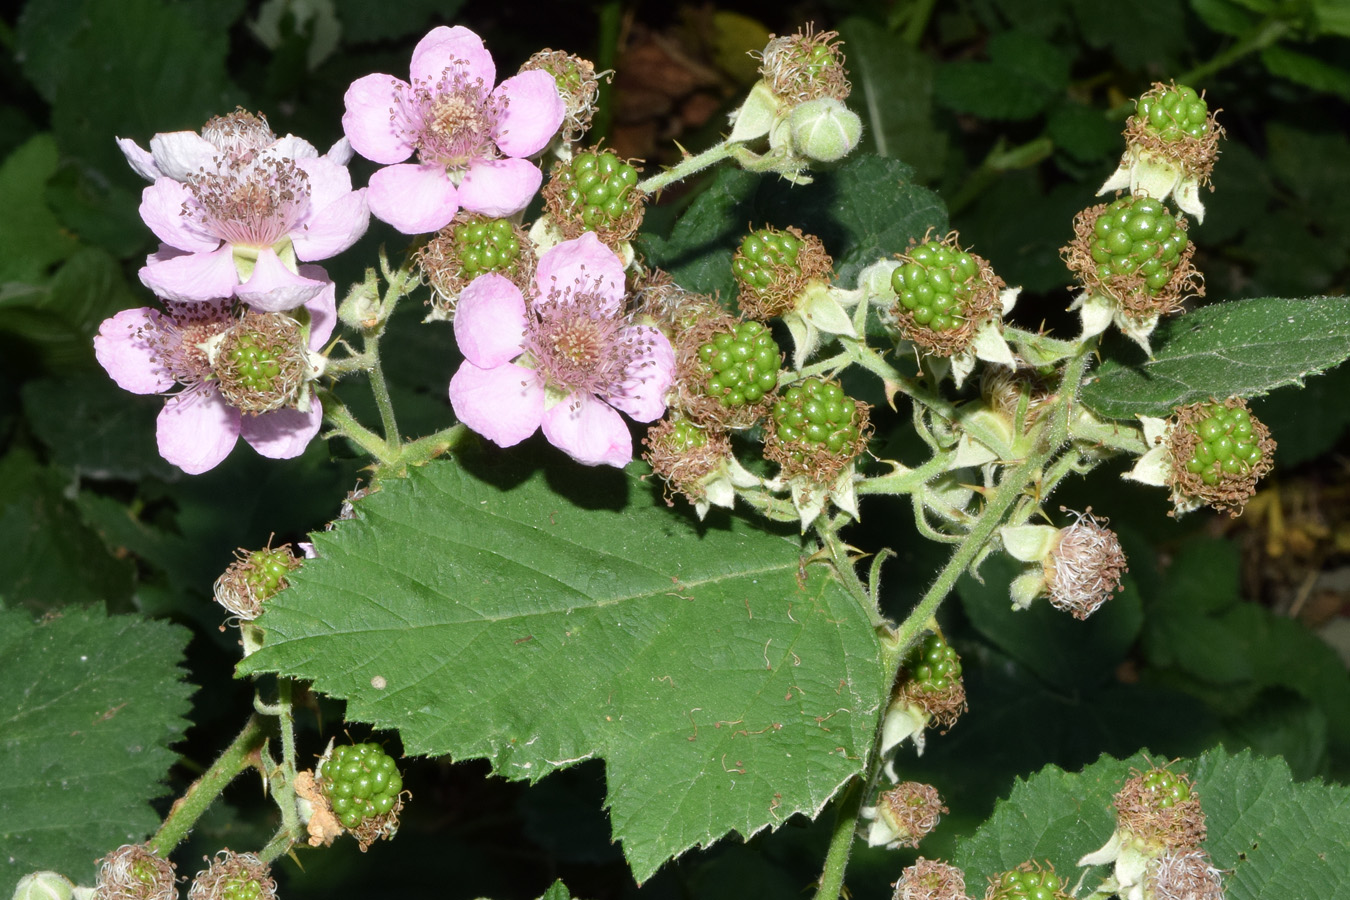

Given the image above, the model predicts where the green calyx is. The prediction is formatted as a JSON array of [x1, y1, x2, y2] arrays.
[[322, 742, 403, 831], [221, 876, 263, 900], [555, 150, 640, 231], [988, 867, 1066, 900], [1138, 84, 1209, 143], [1088, 196, 1187, 293], [733, 229, 804, 294], [695, 321, 782, 408], [452, 217, 521, 280], [891, 240, 981, 332], [1139, 768, 1192, 810], [905, 633, 962, 693], [771, 377, 859, 455], [1182, 402, 1263, 485]]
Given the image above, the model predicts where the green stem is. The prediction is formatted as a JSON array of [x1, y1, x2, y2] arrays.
[[258, 826, 294, 866], [321, 395, 396, 465], [856, 451, 953, 497], [1178, 18, 1290, 86], [639, 140, 741, 194], [592, 0, 622, 141], [811, 780, 863, 900], [899, 0, 938, 46], [148, 715, 269, 856], [365, 342, 401, 453]]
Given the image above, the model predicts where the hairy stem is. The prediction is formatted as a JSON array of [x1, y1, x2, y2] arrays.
[[321, 395, 396, 465], [812, 779, 863, 900], [148, 715, 269, 856], [639, 140, 740, 194]]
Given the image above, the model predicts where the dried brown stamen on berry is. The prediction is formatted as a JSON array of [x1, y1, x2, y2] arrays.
[[200, 108, 278, 159], [758, 27, 850, 104], [521, 50, 604, 143], [893, 857, 970, 900], [212, 310, 309, 414], [1047, 508, 1127, 619], [187, 851, 277, 900], [877, 782, 948, 848], [95, 844, 176, 900]]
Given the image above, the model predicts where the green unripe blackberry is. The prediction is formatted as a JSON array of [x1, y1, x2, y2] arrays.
[[733, 229, 803, 293], [1138, 768, 1192, 809], [521, 50, 600, 142], [1088, 196, 1188, 293], [1166, 397, 1274, 517], [1180, 402, 1264, 485], [761, 29, 849, 103], [226, 333, 282, 392], [986, 866, 1066, 900], [188, 852, 277, 900], [214, 543, 301, 621], [1137, 83, 1209, 143], [906, 633, 962, 694], [771, 378, 860, 454], [321, 743, 403, 831], [244, 547, 295, 599], [664, 419, 709, 454], [545, 149, 643, 240], [453, 217, 522, 280], [694, 321, 782, 409], [891, 241, 980, 333]]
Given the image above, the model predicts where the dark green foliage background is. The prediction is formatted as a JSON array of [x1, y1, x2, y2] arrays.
[[1, 0, 1348, 898]]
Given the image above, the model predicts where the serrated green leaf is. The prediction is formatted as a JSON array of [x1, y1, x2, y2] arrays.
[[0, 134, 80, 284], [0, 605, 193, 895], [639, 154, 946, 299], [956, 747, 1350, 899], [535, 880, 576, 900], [240, 455, 887, 882], [838, 17, 947, 181], [1047, 102, 1120, 163], [935, 31, 1070, 120], [1261, 45, 1350, 100], [1079, 297, 1350, 420]]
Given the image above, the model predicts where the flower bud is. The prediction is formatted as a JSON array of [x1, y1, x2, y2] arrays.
[[893, 858, 971, 900], [13, 872, 76, 900], [789, 98, 862, 163]]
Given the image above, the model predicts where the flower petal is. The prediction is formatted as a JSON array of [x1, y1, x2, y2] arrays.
[[342, 73, 416, 165], [268, 135, 319, 160], [454, 273, 526, 367], [533, 232, 625, 313], [140, 244, 240, 302], [140, 179, 220, 252], [491, 70, 564, 158], [117, 138, 162, 182], [449, 361, 545, 448], [541, 392, 632, 467], [94, 308, 173, 394], [236, 250, 327, 312], [411, 25, 494, 88], [157, 388, 240, 474], [605, 326, 673, 423], [300, 265, 337, 349], [148, 131, 219, 181], [292, 157, 369, 260], [241, 396, 324, 459], [368, 162, 459, 234], [458, 158, 542, 218]]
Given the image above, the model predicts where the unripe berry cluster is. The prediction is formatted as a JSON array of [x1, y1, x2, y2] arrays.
[[984, 865, 1067, 900], [1114, 767, 1206, 850], [760, 28, 850, 103], [732, 226, 833, 320], [187, 852, 277, 900], [1166, 397, 1274, 517], [894, 858, 971, 900], [521, 50, 601, 143], [1064, 197, 1201, 321], [765, 377, 870, 481], [213, 544, 302, 621], [888, 235, 1003, 356], [1124, 81, 1223, 180], [681, 319, 782, 424], [94, 844, 176, 900], [418, 214, 534, 315], [320, 743, 404, 832], [895, 632, 966, 729], [642, 416, 731, 508], [544, 148, 643, 242], [214, 312, 308, 414]]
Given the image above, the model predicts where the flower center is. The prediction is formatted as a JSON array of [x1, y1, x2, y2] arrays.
[[201, 108, 277, 159], [406, 65, 502, 170], [145, 300, 235, 390], [189, 155, 308, 249], [526, 287, 627, 396]]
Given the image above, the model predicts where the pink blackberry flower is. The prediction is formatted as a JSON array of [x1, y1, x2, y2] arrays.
[[117, 107, 354, 184], [341, 25, 564, 234], [137, 145, 368, 311], [448, 233, 674, 467], [93, 276, 335, 474]]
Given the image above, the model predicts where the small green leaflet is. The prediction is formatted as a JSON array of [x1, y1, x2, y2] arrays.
[[1080, 297, 1350, 419], [240, 454, 888, 882]]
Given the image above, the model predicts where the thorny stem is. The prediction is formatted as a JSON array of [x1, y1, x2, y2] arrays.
[[639, 140, 741, 194], [148, 715, 269, 857]]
